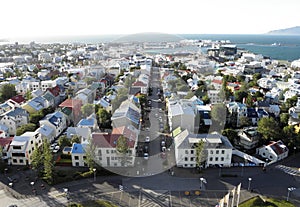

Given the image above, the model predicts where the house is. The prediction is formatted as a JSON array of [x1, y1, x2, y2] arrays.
[[47, 85, 65, 106], [0, 108, 29, 136], [0, 137, 13, 163], [9, 131, 42, 165], [22, 96, 49, 114], [247, 108, 259, 126], [71, 143, 87, 167], [41, 80, 57, 91], [238, 127, 260, 150], [167, 99, 199, 133], [59, 99, 83, 125], [111, 98, 141, 129], [75, 88, 95, 105], [39, 111, 67, 138], [77, 114, 98, 131], [227, 102, 247, 127], [92, 132, 136, 167], [207, 90, 223, 104], [66, 127, 91, 144], [174, 129, 233, 168], [36, 125, 56, 143], [9, 95, 26, 106], [256, 140, 289, 163]]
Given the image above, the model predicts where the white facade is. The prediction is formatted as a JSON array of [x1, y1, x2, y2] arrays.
[[256, 140, 289, 163], [9, 131, 42, 165], [174, 129, 233, 169], [41, 80, 57, 91]]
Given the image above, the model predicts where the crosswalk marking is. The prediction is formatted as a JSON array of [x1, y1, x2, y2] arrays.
[[275, 165, 300, 176]]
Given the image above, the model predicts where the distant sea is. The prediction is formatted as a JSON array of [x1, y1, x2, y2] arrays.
[[4, 34, 300, 61]]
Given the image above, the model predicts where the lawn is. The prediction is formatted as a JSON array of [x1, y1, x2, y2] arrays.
[[68, 199, 118, 207], [239, 196, 296, 207]]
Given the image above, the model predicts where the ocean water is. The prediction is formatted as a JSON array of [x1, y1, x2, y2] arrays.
[[179, 34, 300, 61], [7, 34, 300, 61]]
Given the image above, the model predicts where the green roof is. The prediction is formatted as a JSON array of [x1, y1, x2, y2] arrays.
[[172, 127, 182, 137], [61, 107, 72, 116]]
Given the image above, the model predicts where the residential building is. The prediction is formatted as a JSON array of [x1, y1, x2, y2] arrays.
[[71, 143, 87, 167], [238, 127, 260, 150], [256, 140, 289, 163], [174, 129, 233, 168], [39, 111, 67, 138], [227, 102, 247, 127], [0, 108, 29, 136], [9, 131, 42, 165]]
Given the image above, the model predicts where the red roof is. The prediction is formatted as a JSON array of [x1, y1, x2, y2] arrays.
[[0, 137, 13, 147], [10, 95, 25, 104], [212, 79, 222, 85], [132, 81, 147, 87], [47, 85, 60, 97], [59, 99, 82, 108], [268, 141, 288, 155]]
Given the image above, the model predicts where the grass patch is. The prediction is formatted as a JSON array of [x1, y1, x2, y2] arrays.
[[68, 199, 118, 207], [239, 196, 296, 207], [57, 159, 72, 163]]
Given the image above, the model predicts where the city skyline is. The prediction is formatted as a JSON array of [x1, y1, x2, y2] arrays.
[[1, 0, 300, 39]]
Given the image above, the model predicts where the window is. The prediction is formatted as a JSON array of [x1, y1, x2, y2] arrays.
[[221, 157, 224, 161], [215, 157, 219, 161], [13, 159, 17, 163], [209, 157, 213, 161], [20, 159, 24, 163], [83, 156, 86, 159], [190, 164, 194, 167], [29, 150, 31, 154], [191, 157, 194, 161], [210, 150, 213, 154], [216, 150, 219, 154], [185, 150, 188, 154], [31, 141, 33, 144], [111, 157, 114, 160], [106, 150, 109, 154], [184, 164, 188, 167], [111, 150, 114, 153], [185, 157, 188, 161], [221, 150, 225, 154], [98, 150, 102, 156], [76, 162, 79, 166], [74, 156, 79, 160], [191, 150, 194, 154]]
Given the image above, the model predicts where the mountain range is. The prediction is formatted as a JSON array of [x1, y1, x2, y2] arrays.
[[268, 26, 300, 35]]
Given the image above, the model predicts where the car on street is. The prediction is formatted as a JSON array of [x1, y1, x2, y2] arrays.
[[145, 127, 150, 131], [145, 136, 150, 142], [144, 145, 149, 153], [162, 146, 166, 152], [144, 153, 149, 160], [161, 140, 166, 147]]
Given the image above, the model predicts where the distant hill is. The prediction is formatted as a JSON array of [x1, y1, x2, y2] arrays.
[[113, 32, 184, 43], [267, 26, 300, 35]]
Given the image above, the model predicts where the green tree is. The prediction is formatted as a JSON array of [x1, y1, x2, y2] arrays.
[[111, 88, 128, 113], [211, 103, 227, 132], [286, 95, 298, 108], [239, 116, 250, 127], [25, 91, 33, 101], [257, 117, 281, 141], [81, 103, 95, 117], [0, 84, 17, 101], [71, 135, 81, 144], [280, 113, 290, 127], [30, 143, 43, 173], [116, 135, 129, 154], [184, 91, 195, 99], [234, 90, 248, 102], [85, 137, 96, 170], [16, 123, 37, 136], [202, 95, 210, 104], [177, 85, 190, 92], [58, 135, 71, 147], [29, 112, 44, 125], [97, 108, 111, 128], [195, 140, 205, 169], [43, 139, 54, 184], [222, 128, 238, 145]]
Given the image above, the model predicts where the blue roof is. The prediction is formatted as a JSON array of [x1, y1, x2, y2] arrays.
[[247, 108, 258, 118], [46, 111, 64, 126], [71, 143, 85, 154], [77, 118, 95, 127], [126, 107, 140, 125]]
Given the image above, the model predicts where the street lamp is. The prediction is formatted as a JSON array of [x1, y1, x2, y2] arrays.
[[287, 187, 296, 201], [93, 168, 96, 182], [248, 177, 252, 191], [200, 177, 204, 189]]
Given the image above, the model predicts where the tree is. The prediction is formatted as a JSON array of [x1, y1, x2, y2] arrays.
[[43, 139, 54, 184], [222, 128, 238, 145], [257, 117, 281, 141], [239, 116, 250, 127], [0, 84, 17, 102], [177, 85, 190, 92], [184, 91, 195, 99], [16, 123, 37, 136], [234, 90, 248, 102], [97, 108, 111, 128], [31, 143, 43, 174], [71, 135, 81, 144], [58, 135, 71, 147], [111, 88, 128, 113], [280, 113, 290, 127], [116, 135, 129, 154], [25, 91, 33, 101], [195, 140, 205, 169], [81, 103, 95, 118], [85, 137, 96, 170], [29, 112, 44, 125], [202, 95, 210, 104], [210, 103, 227, 132]]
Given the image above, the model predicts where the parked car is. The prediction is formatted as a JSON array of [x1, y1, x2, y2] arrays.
[[144, 153, 149, 160], [145, 136, 150, 142]]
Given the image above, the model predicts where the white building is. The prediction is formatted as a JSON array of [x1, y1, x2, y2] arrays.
[[174, 129, 233, 168], [9, 131, 42, 165], [71, 143, 87, 167], [256, 140, 289, 163], [227, 102, 247, 127]]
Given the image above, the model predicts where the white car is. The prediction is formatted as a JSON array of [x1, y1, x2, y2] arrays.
[[54, 145, 60, 150], [145, 136, 150, 142], [52, 149, 59, 153], [144, 153, 149, 160]]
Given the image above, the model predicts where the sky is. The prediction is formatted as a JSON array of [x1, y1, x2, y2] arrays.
[[1, 0, 300, 39]]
